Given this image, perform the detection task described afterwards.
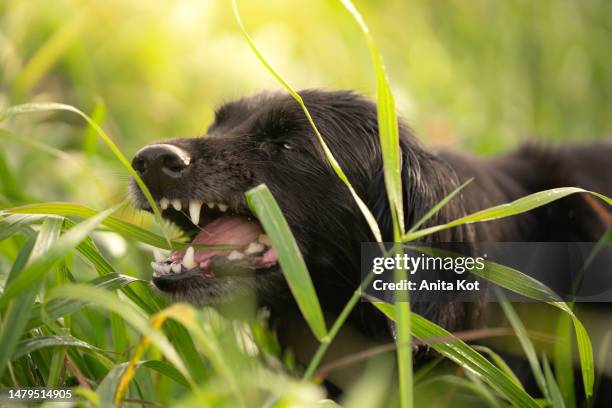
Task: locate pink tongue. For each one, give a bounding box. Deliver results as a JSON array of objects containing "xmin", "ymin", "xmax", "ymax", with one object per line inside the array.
[{"xmin": 171, "ymin": 216, "xmax": 263, "ymax": 263}]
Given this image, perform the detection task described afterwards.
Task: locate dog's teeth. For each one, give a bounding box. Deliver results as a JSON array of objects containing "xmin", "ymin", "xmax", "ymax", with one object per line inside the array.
[
  {"xmin": 150, "ymin": 261, "xmax": 157, "ymax": 269},
  {"xmin": 258, "ymin": 234, "xmax": 272, "ymax": 246},
  {"xmin": 189, "ymin": 199, "xmax": 203, "ymax": 225},
  {"xmin": 153, "ymin": 248, "xmax": 166, "ymax": 262},
  {"xmin": 207, "ymin": 203, "xmax": 214, "ymax": 209},
  {"xmin": 218, "ymin": 204, "xmax": 228, "ymax": 212},
  {"xmin": 162, "ymin": 264, "xmax": 171, "ymax": 274},
  {"xmin": 160, "ymin": 198, "xmax": 169, "ymax": 210},
  {"xmin": 227, "ymin": 250, "xmax": 244, "ymax": 261},
  {"xmin": 245, "ymin": 242, "xmax": 264, "ymax": 255},
  {"xmin": 183, "ymin": 246, "xmax": 197, "ymax": 269},
  {"xmin": 171, "ymin": 263, "xmax": 182, "ymax": 273},
  {"xmin": 171, "ymin": 199, "xmax": 182, "ymax": 211}
]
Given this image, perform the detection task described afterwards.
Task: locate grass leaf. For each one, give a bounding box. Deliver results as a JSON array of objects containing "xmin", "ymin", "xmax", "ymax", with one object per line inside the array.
[
  {"xmin": 29, "ymin": 273, "xmax": 140, "ymax": 330},
  {"xmin": 543, "ymin": 355, "xmax": 566, "ymax": 408},
  {"xmin": 0, "ymin": 217, "xmax": 63, "ymax": 378},
  {"xmin": 554, "ymin": 314, "xmax": 575, "ymax": 407},
  {"xmin": 232, "ymin": 0, "xmax": 382, "ymax": 243},
  {"xmin": 403, "ymin": 188, "xmax": 611, "ymax": 242},
  {"xmin": 47, "ymin": 284, "xmax": 193, "ymax": 384},
  {"xmin": 498, "ymin": 293, "xmax": 549, "ymax": 399},
  {"xmin": 0, "ymin": 204, "xmax": 121, "ymax": 308},
  {"xmin": 246, "ymin": 184, "xmax": 327, "ymax": 341},
  {"xmin": 0, "ymin": 102, "xmax": 170, "ymax": 247},
  {"xmin": 339, "ymin": 0, "xmax": 404, "ymax": 238},
  {"xmin": 13, "ymin": 336, "xmax": 104, "ymax": 360},
  {"xmin": 3, "ymin": 202, "xmax": 234, "ymax": 251},
  {"xmin": 374, "ymin": 302, "xmax": 540, "ymax": 408}
]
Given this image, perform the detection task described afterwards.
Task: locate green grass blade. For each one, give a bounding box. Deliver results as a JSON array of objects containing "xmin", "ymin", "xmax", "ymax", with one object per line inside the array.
[
  {"xmin": 28, "ymin": 273, "xmax": 141, "ymax": 330},
  {"xmin": 13, "ymin": 336, "xmax": 104, "ymax": 360},
  {"xmin": 374, "ymin": 302, "xmax": 540, "ymax": 408},
  {"xmin": 0, "ymin": 102, "xmax": 170, "ymax": 247},
  {"xmin": 0, "ymin": 204, "xmax": 121, "ymax": 308},
  {"xmin": 232, "ymin": 0, "xmax": 381, "ymax": 243},
  {"xmin": 417, "ymin": 374, "xmax": 504, "ymax": 408},
  {"xmin": 408, "ymin": 178, "xmax": 473, "ymax": 233},
  {"xmin": 0, "ymin": 214, "xmax": 45, "ymax": 242},
  {"xmin": 543, "ymin": 355, "xmax": 566, "ymax": 408},
  {"xmin": 473, "ymin": 346, "xmax": 524, "ymax": 390},
  {"xmin": 0, "ymin": 217, "xmax": 62, "ymax": 379},
  {"xmin": 465, "ymin": 372, "xmax": 506, "ymax": 408},
  {"xmin": 469, "ymin": 254, "xmax": 593, "ymax": 397},
  {"xmin": 394, "ymin": 300, "xmax": 413, "ymax": 408},
  {"xmin": 565, "ymin": 315, "xmax": 594, "ymax": 398},
  {"xmin": 3, "ymin": 202, "xmax": 233, "ymax": 250},
  {"xmin": 246, "ymin": 184, "xmax": 327, "ymax": 341},
  {"xmin": 403, "ymin": 188, "xmax": 611, "ymax": 242},
  {"xmin": 110, "ymin": 312, "xmax": 128, "ymax": 355},
  {"xmin": 46, "ymin": 348, "xmax": 65, "ymax": 387},
  {"xmin": 498, "ymin": 294, "xmax": 549, "ymax": 399},
  {"xmin": 0, "ymin": 149, "xmax": 24, "ymax": 201},
  {"xmin": 339, "ymin": 0, "xmax": 404, "ymax": 238},
  {"xmin": 337, "ymin": 3, "xmax": 412, "ymax": 404},
  {"xmin": 554, "ymin": 314, "xmax": 575, "ymax": 407},
  {"xmin": 140, "ymin": 360, "xmax": 190, "ymax": 388},
  {"xmin": 415, "ymin": 246, "xmax": 594, "ymax": 397},
  {"xmin": 47, "ymin": 284, "xmax": 193, "ymax": 384}
]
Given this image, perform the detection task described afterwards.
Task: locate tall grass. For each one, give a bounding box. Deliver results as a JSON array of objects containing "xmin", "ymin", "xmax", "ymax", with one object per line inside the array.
[{"xmin": 0, "ymin": 1, "xmax": 611, "ymax": 407}]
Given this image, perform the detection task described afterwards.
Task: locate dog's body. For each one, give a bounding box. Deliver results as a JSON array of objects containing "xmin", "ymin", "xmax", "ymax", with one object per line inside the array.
[{"xmin": 131, "ymin": 89, "xmax": 611, "ymax": 399}]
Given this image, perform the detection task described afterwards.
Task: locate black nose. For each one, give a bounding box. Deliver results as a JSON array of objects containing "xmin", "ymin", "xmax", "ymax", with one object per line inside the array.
[{"xmin": 132, "ymin": 144, "xmax": 191, "ymax": 179}]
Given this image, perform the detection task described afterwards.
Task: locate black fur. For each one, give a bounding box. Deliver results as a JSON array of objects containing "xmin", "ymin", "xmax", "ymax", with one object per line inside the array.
[{"xmin": 131, "ymin": 89, "xmax": 611, "ymax": 399}]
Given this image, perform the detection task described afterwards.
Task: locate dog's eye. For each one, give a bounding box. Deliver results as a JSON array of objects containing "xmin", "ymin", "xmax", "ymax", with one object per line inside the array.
[{"xmin": 282, "ymin": 143, "xmax": 294, "ymax": 151}]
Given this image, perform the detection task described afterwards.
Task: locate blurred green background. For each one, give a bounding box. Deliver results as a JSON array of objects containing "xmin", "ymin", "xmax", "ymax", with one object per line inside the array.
[
  {"xmin": 1, "ymin": 0, "xmax": 611, "ymax": 211},
  {"xmin": 0, "ymin": 1, "xmax": 610, "ymax": 405}
]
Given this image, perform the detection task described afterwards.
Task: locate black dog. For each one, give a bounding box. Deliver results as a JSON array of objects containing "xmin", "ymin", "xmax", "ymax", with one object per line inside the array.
[{"xmin": 130, "ymin": 89, "xmax": 611, "ymax": 392}]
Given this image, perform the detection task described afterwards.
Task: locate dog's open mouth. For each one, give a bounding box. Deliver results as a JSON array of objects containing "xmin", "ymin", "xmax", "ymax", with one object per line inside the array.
[{"xmin": 147, "ymin": 198, "xmax": 278, "ymax": 284}]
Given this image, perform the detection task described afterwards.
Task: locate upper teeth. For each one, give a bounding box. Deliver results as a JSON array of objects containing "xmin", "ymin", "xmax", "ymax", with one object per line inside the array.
[
  {"xmin": 158, "ymin": 198, "xmax": 230, "ymax": 220},
  {"xmin": 189, "ymin": 199, "xmax": 203, "ymax": 225},
  {"xmin": 153, "ymin": 248, "xmax": 167, "ymax": 262},
  {"xmin": 183, "ymin": 246, "xmax": 197, "ymax": 269}
]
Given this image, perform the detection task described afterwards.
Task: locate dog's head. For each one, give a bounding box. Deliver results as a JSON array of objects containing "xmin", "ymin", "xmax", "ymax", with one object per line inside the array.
[{"xmin": 130, "ymin": 89, "xmax": 459, "ymax": 310}]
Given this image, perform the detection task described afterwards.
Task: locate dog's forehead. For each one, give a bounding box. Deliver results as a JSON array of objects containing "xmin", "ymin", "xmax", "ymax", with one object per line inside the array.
[{"xmin": 210, "ymin": 92, "xmax": 306, "ymax": 135}]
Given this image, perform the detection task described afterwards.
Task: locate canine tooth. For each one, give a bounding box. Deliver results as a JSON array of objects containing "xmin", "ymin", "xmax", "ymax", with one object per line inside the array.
[
  {"xmin": 227, "ymin": 250, "xmax": 244, "ymax": 261},
  {"xmin": 171, "ymin": 263, "xmax": 182, "ymax": 273},
  {"xmin": 171, "ymin": 199, "xmax": 182, "ymax": 211},
  {"xmin": 150, "ymin": 261, "xmax": 157, "ymax": 269},
  {"xmin": 162, "ymin": 264, "xmax": 171, "ymax": 274},
  {"xmin": 258, "ymin": 234, "xmax": 272, "ymax": 246},
  {"xmin": 207, "ymin": 203, "xmax": 214, "ymax": 209},
  {"xmin": 218, "ymin": 204, "xmax": 228, "ymax": 212},
  {"xmin": 153, "ymin": 248, "xmax": 166, "ymax": 262},
  {"xmin": 189, "ymin": 199, "xmax": 203, "ymax": 225},
  {"xmin": 245, "ymin": 242, "xmax": 264, "ymax": 255},
  {"xmin": 160, "ymin": 198, "xmax": 169, "ymax": 210},
  {"xmin": 183, "ymin": 246, "xmax": 197, "ymax": 269}
]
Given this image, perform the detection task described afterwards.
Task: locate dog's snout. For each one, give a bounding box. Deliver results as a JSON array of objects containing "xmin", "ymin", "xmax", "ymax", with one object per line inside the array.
[{"xmin": 132, "ymin": 144, "xmax": 191, "ymax": 179}]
